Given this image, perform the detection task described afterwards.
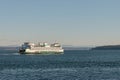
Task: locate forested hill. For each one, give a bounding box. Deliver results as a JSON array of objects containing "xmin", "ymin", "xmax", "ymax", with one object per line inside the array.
[{"xmin": 92, "ymin": 45, "xmax": 120, "ymax": 50}]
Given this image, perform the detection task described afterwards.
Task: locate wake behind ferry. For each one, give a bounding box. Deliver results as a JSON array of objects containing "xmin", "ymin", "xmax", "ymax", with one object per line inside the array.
[{"xmin": 19, "ymin": 42, "xmax": 64, "ymax": 54}]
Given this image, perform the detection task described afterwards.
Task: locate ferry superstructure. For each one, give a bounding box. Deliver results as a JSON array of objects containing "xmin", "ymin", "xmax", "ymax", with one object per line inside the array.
[{"xmin": 19, "ymin": 42, "xmax": 64, "ymax": 54}]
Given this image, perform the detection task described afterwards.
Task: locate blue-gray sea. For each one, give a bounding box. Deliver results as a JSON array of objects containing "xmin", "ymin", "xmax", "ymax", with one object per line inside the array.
[{"xmin": 1, "ymin": 50, "xmax": 120, "ymax": 80}]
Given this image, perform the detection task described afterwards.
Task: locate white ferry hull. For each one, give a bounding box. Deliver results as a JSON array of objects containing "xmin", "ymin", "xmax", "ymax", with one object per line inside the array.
[{"xmin": 19, "ymin": 49, "xmax": 64, "ymax": 54}]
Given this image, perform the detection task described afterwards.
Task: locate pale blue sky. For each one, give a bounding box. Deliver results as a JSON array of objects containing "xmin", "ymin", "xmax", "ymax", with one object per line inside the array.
[{"xmin": 0, "ymin": 0, "xmax": 120, "ymax": 46}]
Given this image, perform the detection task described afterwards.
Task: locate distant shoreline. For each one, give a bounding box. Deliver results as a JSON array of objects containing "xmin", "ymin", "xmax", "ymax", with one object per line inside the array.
[
  {"xmin": 1, "ymin": 45, "xmax": 120, "ymax": 51},
  {"xmin": 0, "ymin": 46, "xmax": 91, "ymax": 51},
  {"xmin": 0, "ymin": 46, "xmax": 19, "ymax": 51},
  {"xmin": 91, "ymin": 45, "xmax": 120, "ymax": 50}
]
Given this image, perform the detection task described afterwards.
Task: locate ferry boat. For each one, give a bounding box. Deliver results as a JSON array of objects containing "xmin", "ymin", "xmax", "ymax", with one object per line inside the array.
[{"xmin": 19, "ymin": 42, "xmax": 64, "ymax": 54}]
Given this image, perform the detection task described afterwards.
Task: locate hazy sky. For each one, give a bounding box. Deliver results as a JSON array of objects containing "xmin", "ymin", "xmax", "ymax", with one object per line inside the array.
[{"xmin": 0, "ymin": 0, "xmax": 120, "ymax": 46}]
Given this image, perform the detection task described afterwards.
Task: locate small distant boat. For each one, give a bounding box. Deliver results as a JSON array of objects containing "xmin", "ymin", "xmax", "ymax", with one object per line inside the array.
[{"xmin": 19, "ymin": 42, "xmax": 64, "ymax": 54}]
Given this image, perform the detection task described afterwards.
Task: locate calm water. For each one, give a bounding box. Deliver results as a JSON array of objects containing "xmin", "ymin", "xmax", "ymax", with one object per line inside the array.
[{"xmin": 1, "ymin": 50, "xmax": 120, "ymax": 80}]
